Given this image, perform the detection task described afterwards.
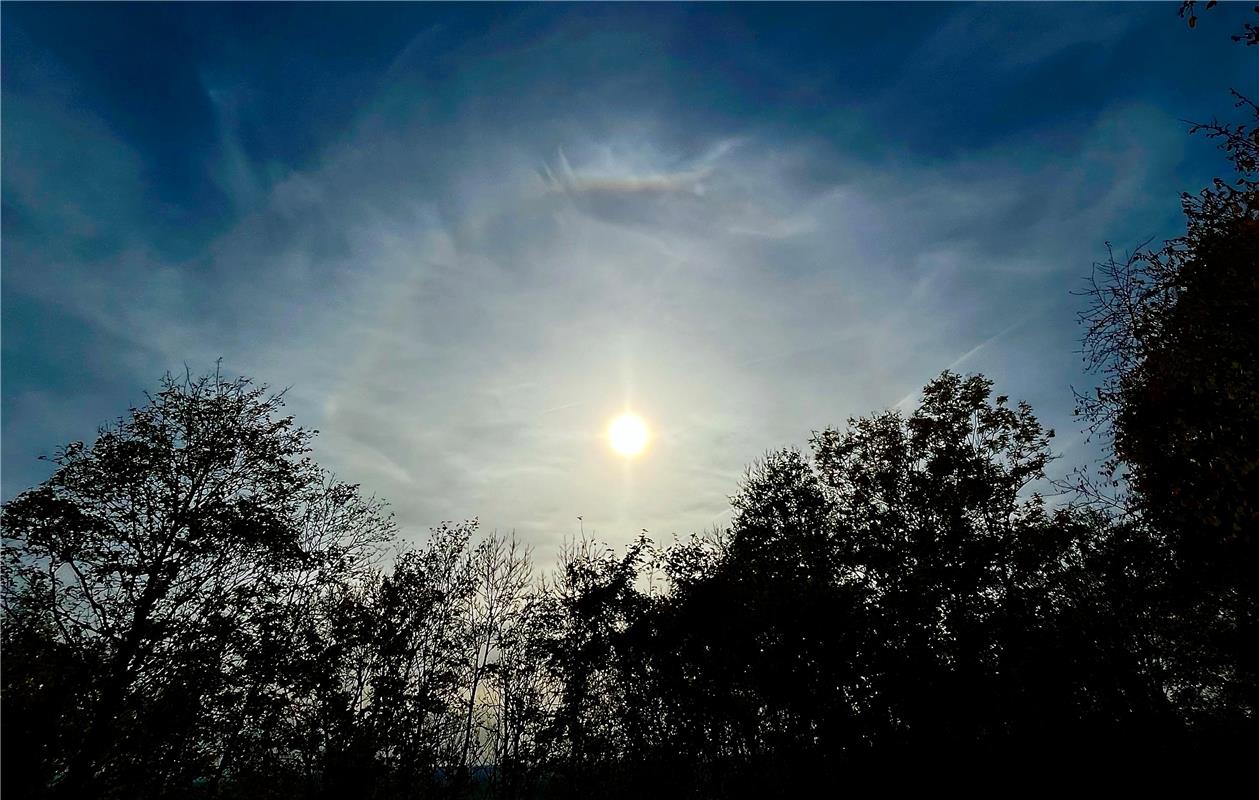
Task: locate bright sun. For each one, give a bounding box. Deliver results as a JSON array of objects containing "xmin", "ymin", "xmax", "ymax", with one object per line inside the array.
[{"xmin": 608, "ymin": 412, "xmax": 649, "ymax": 457}]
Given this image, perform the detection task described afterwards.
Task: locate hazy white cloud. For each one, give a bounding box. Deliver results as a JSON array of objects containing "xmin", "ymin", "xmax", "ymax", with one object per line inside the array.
[
  {"xmin": 54, "ymin": 102, "xmax": 1166, "ymax": 564},
  {"xmin": 2, "ymin": 7, "xmax": 1205, "ymax": 565}
]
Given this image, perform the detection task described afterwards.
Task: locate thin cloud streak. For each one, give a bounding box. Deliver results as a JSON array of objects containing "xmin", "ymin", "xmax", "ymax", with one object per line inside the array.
[{"xmin": 5, "ymin": 3, "xmax": 1233, "ymax": 566}]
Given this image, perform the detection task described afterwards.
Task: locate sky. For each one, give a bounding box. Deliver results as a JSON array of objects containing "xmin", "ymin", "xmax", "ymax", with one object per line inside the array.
[{"xmin": 3, "ymin": 2, "xmax": 1255, "ymax": 561}]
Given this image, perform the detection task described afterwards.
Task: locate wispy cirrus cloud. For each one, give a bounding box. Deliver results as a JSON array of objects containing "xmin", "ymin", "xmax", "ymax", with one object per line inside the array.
[{"xmin": 3, "ymin": 3, "xmax": 1245, "ymax": 562}]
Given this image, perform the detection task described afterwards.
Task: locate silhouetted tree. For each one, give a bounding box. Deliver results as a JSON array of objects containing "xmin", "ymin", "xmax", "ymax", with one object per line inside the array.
[
  {"xmin": 614, "ymin": 372, "xmax": 1175, "ymax": 793},
  {"xmin": 1078, "ymin": 91, "xmax": 1259, "ymax": 740},
  {"xmin": 3, "ymin": 358, "xmax": 1247, "ymax": 797},
  {"xmin": 526, "ymin": 534, "xmax": 652, "ymax": 797},
  {"xmin": 1180, "ymin": 1, "xmax": 1259, "ymax": 45},
  {"xmin": 2, "ymin": 370, "xmax": 394, "ymax": 799}
]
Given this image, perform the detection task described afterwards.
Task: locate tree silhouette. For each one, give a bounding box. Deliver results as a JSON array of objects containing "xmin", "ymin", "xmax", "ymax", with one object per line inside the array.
[
  {"xmin": 1077, "ymin": 92, "xmax": 1259, "ymax": 747},
  {"xmin": 623, "ymin": 372, "xmax": 1180, "ymax": 790},
  {"xmin": 2, "ymin": 370, "xmax": 394, "ymax": 798},
  {"xmin": 2, "ymin": 358, "xmax": 1250, "ymax": 797}
]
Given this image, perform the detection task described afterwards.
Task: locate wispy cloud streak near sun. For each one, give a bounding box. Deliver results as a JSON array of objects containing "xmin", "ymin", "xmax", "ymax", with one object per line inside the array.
[{"xmin": 3, "ymin": 3, "xmax": 1249, "ymax": 561}]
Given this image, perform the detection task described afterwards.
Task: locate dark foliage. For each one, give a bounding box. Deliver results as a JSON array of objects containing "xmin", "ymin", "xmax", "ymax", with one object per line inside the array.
[
  {"xmin": 1077, "ymin": 91, "xmax": 1259, "ymax": 743},
  {"xmin": 5, "ymin": 356, "xmax": 1251, "ymax": 796}
]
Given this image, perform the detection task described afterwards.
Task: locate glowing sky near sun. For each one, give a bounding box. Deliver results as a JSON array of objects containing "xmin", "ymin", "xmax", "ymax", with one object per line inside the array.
[{"xmin": 2, "ymin": 3, "xmax": 1251, "ymax": 563}]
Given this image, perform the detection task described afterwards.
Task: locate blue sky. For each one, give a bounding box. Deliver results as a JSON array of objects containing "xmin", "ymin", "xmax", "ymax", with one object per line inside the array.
[{"xmin": 3, "ymin": 2, "xmax": 1254, "ymax": 558}]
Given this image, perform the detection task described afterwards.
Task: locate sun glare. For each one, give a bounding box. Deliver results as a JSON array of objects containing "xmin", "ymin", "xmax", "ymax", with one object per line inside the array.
[{"xmin": 608, "ymin": 412, "xmax": 649, "ymax": 457}]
